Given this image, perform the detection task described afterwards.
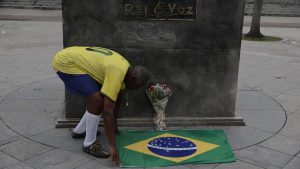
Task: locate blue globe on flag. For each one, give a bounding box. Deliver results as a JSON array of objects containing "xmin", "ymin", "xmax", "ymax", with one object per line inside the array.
[{"xmin": 147, "ymin": 137, "xmax": 197, "ymax": 158}]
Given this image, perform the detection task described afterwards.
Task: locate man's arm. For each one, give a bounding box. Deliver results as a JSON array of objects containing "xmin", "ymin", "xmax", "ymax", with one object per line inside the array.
[
  {"xmin": 102, "ymin": 96, "xmax": 120, "ymax": 164},
  {"xmin": 113, "ymin": 92, "xmax": 123, "ymax": 134}
]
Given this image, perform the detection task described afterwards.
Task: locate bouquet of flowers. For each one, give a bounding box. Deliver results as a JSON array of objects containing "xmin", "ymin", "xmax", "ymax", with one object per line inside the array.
[{"xmin": 146, "ymin": 82, "xmax": 172, "ymax": 131}]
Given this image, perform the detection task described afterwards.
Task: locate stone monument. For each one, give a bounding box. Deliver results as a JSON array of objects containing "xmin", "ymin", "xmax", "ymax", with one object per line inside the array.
[{"xmin": 56, "ymin": 0, "xmax": 245, "ymax": 128}]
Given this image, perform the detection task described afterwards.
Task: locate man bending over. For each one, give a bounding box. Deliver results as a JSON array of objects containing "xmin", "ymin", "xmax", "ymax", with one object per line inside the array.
[{"xmin": 52, "ymin": 46, "xmax": 150, "ymax": 164}]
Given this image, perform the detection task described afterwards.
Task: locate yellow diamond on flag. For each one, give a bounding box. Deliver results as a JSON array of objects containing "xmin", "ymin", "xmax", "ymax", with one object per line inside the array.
[{"xmin": 125, "ymin": 133, "xmax": 219, "ymax": 163}]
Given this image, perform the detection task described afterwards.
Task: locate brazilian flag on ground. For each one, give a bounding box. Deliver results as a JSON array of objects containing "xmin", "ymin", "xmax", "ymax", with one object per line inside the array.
[{"xmin": 116, "ymin": 130, "xmax": 235, "ymax": 168}]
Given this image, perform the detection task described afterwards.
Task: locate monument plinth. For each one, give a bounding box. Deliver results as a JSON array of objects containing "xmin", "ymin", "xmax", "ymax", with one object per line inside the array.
[{"xmin": 56, "ymin": 0, "xmax": 245, "ymax": 128}]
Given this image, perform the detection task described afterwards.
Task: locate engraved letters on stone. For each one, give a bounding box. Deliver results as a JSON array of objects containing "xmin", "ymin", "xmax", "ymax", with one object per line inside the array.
[{"xmin": 121, "ymin": 0, "xmax": 197, "ymax": 21}]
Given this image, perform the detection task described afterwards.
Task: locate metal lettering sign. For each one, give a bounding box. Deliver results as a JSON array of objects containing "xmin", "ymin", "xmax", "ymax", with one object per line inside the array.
[{"xmin": 121, "ymin": 0, "xmax": 197, "ymax": 21}]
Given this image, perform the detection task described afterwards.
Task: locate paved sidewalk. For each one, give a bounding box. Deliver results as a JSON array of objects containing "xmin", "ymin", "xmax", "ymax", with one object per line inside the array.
[{"xmin": 0, "ymin": 9, "xmax": 300, "ymax": 169}]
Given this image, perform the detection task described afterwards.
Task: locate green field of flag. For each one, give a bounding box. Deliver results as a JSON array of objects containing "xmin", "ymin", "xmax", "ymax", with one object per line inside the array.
[{"xmin": 116, "ymin": 130, "xmax": 236, "ymax": 168}]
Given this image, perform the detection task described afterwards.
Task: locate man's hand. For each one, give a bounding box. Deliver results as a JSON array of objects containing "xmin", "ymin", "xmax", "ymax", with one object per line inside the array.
[
  {"xmin": 114, "ymin": 92, "xmax": 122, "ymax": 135},
  {"xmin": 109, "ymin": 145, "xmax": 120, "ymax": 165},
  {"xmin": 102, "ymin": 96, "xmax": 121, "ymax": 165}
]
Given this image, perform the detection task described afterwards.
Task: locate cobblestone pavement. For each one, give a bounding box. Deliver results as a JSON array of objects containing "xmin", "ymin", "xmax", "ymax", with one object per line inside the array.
[{"xmin": 0, "ymin": 9, "xmax": 300, "ymax": 169}]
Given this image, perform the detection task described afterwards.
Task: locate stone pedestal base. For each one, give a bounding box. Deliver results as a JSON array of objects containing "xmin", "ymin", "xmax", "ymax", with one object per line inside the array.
[{"xmin": 55, "ymin": 115, "xmax": 245, "ymax": 128}]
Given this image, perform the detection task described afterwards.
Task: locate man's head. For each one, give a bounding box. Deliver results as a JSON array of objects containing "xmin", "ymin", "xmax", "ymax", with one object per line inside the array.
[{"xmin": 125, "ymin": 66, "xmax": 150, "ymax": 90}]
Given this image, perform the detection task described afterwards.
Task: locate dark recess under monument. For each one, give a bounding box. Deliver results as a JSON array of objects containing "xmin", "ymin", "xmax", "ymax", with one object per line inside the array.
[{"xmin": 56, "ymin": 0, "xmax": 245, "ymax": 128}]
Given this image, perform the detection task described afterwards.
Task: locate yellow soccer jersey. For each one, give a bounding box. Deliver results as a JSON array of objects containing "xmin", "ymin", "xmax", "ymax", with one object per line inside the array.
[{"xmin": 52, "ymin": 46, "xmax": 130, "ymax": 102}]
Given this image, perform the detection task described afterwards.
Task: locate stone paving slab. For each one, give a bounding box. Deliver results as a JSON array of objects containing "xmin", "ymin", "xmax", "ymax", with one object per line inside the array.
[
  {"xmin": 256, "ymin": 80, "xmax": 296, "ymax": 98},
  {"xmin": 30, "ymin": 127, "xmax": 109, "ymax": 155},
  {"xmin": 29, "ymin": 128, "xmax": 85, "ymax": 151},
  {"xmin": 284, "ymin": 87, "xmax": 300, "ymax": 97},
  {"xmin": 0, "ymin": 98, "xmax": 64, "ymax": 136},
  {"xmin": 0, "ymin": 99, "xmax": 64, "ymax": 114},
  {"xmin": 294, "ymin": 108, "xmax": 300, "ymax": 115},
  {"xmin": 75, "ymin": 160, "xmax": 131, "ymax": 169},
  {"xmin": 239, "ymin": 51, "xmax": 272, "ymax": 67},
  {"xmin": 0, "ymin": 151, "xmax": 19, "ymax": 168},
  {"xmin": 269, "ymin": 60, "xmax": 300, "ymax": 74},
  {"xmin": 0, "ymin": 110, "xmax": 56, "ymax": 137},
  {"xmin": 0, "ymin": 62, "xmax": 56, "ymax": 87},
  {"xmin": 275, "ymin": 94, "xmax": 300, "ymax": 114},
  {"xmin": 238, "ymin": 74, "xmax": 274, "ymax": 89},
  {"xmin": 185, "ymin": 163, "xmax": 218, "ymax": 169},
  {"xmin": 238, "ymin": 109, "xmax": 286, "ymax": 133},
  {"xmin": 24, "ymin": 149, "xmax": 92, "ymax": 169},
  {"xmin": 215, "ymin": 160, "xmax": 264, "ymax": 169},
  {"xmin": 235, "ymin": 90, "xmax": 282, "ymax": 110},
  {"xmin": 236, "ymin": 145, "xmax": 293, "ymax": 169},
  {"xmin": 285, "ymin": 71, "xmax": 300, "ymax": 85},
  {"xmin": 259, "ymin": 134, "xmax": 300, "ymax": 156},
  {"xmin": 28, "ymin": 77, "xmax": 64, "ymax": 90},
  {"xmin": 249, "ymin": 57, "xmax": 289, "ymax": 72},
  {"xmin": 283, "ymin": 157, "xmax": 300, "ymax": 169},
  {"xmin": 260, "ymin": 68, "xmax": 296, "ymax": 82},
  {"xmin": 94, "ymin": 158, "xmax": 124, "ymax": 169},
  {"xmin": 279, "ymin": 112, "xmax": 300, "ymax": 141},
  {"xmin": 4, "ymin": 77, "xmax": 64, "ymax": 101},
  {"xmin": 5, "ymin": 86, "xmax": 64, "ymax": 100},
  {"xmin": 220, "ymin": 126, "xmax": 273, "ymax": 150},
  {"xmin": 0, "ymin": 121, "xmax": 21, "ymax": 146},
  {"xmin": 0, "ymin": 138, "xmax": 53, "ymax": 161},
  {"xmin": 3, "ymin": 163, "xmax": 34, "ymax": 169},
  {"xmin": 148, "ymin": 166, "xmax": 190, "ymax": 169},
  {"xmin": 0, "ymin": 82, "xmax": 19, "ymax": 98}
]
